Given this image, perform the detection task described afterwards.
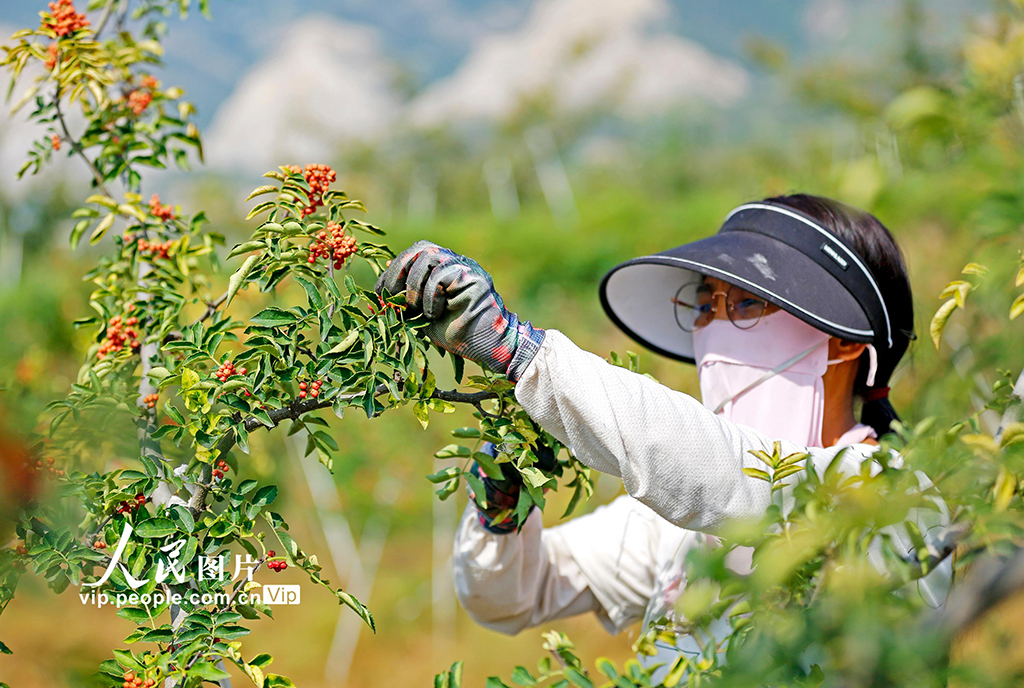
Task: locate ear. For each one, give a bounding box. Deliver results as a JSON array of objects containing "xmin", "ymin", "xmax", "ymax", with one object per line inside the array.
[{"xmin": 828, "ymin": 338, "xmax": 867, "ymax": 363}]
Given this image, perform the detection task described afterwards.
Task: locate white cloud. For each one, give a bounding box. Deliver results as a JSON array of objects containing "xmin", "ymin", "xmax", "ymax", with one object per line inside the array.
[
  {"xmin": 409, "ymin": 0, "xmax": 749, "ymax": 126},
  {"xmin": 802, "ymin": 0, "xmax": 851, "ymax": 42},
  {"xmin": 203, "ymin": 15, "xmax": 403, "ymax": 174}
]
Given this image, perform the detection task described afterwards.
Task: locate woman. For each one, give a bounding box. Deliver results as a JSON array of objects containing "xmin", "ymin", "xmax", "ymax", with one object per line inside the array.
[{"xmin": 375, "ymin": 194, "xmax": 950, "ymax": 652}]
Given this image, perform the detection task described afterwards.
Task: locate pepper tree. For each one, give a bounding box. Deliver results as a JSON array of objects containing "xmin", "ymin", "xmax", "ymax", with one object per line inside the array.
[{"xmin": 0, "ymin": 2, "xmax": 592, "ymax": 686}]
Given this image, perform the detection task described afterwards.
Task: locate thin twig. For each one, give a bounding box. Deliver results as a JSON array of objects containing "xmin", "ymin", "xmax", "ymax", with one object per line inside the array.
[
  {"xmin": 185, "ymin": 385, "xmax": 501, "ymax": 516},
  {"xmin": 93, "ymin": 0, "xmax": 118, "ymax": 38},
  {"xmin": 54, "ymin": 93, "xmax": 110, "ymax": 195},
  {"xmin": 84, "ymin": 512, "xmax": 115, "ymax": 547},
  {"xmin": 194, "ymin": 291, "xmax": 228, "ymax": 325},
  {"xmin": 925, "ymin": 546, "xmax": 1024, "ymax": 642}
]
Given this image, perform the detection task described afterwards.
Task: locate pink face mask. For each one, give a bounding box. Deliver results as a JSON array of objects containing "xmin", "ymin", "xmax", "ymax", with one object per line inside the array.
[{"xmin": 692, "ymin": 310, "xmax": 836, "ymax": 448}]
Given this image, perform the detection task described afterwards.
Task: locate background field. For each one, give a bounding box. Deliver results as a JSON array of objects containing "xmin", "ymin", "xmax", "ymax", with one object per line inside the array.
[{"xmin": 2, "ymin": 1, "xmax": 1022, "ymax": 686}]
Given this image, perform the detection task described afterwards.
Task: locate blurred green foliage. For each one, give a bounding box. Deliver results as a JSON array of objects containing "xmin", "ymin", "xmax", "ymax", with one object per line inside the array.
[{"xmin": 5, "ymin": 0, "xmax": 1024, "ymax": 686}]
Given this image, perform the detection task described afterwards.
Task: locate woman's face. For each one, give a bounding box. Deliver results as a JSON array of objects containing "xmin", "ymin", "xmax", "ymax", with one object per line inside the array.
[{"xmin": 692, "ymin": 276, "xmax": 779, "ymax": 330}]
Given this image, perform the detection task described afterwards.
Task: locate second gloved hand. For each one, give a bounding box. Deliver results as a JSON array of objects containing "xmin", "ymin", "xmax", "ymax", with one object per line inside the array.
[{"xmin": 375, "ymin": 241, "xmax": 545, "ymax": 381}]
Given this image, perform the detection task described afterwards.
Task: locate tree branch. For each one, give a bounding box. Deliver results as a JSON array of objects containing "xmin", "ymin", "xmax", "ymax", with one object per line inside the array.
[
  {"xmin": 193, "ymin": 291, "xmax": 227, "ymax": 326},
  {"xmin": 54, "ymin": 94, "xmax": 110, "ymax": 195},
  {"xmin": 926, "ymin": 545, "xmax": 1024, "ymax": 643},
  {"xmin": 185, "ymin": 385, "xmax": 501, "ymax": 516},
  {"xmin": 93, "ymin": 0, "xmax": 118, "ymax": 38}
]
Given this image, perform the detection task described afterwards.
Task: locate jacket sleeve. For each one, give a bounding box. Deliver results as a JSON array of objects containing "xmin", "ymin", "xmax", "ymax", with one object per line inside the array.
[
  {"xmin": 513, "ymin": 330, "xmax": 952, "ymax": 605},
  {"xmin": 514, "ymin": 330, "xmax": 782, "ymax": 532},
  {"xmin": 452, "ymin": 495, "xmax": 662, "ymax": 635}
]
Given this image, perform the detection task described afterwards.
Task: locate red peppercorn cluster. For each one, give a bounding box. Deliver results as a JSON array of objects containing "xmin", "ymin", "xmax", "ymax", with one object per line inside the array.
[
  {"xmin": 127, "ymin": 90, "xmax": 152, "ymax": 116},
  {"xmin": 148, "ymin": 194, "xmax": 174, "ymax": 221},
  {"xmin": 268, "ymin": 554, "xmax": 287, "ymax": 572},
  {"xmin": 135, "ymin": 237, "xmax": 173, "ymax": 259},
  {"xmin": 94, "ymin": 540, "xmax": 107, "ymax": 550},
  {"xmin": 44, "ymin": 43, "xmax": 59, "ymax": 70},
  {"xmin": 308, "ymin": 221, "xmax": 357, "ymax": 269},
  {"xmin": 283, "ymin": 164, "xmax": 336, "ymax": 217},
  {"xmin": 143, "ymin": 393, "xmax": 158, "ymax": 409},
  {"xmin": 116, "ymin": 493, "xmax": 147, "ymax": 515},
  {"xmin": 14, "ymin": 544, "xmax": 27, "ymax": 556},
  {"xmin": 98, "ymin": 315, "xmax": 141, "ymax": 359},
  {"xmin": 212, "ymin": 458, "xmax": 230, "ymax": 480},
  {"xmin": 140, "ymin": 74, "xmax": 159, "ymax": 89},
  {"xmin": 214, "ymin": 360, "xmax": 246, "ymax": 382},
  {"xmin": 45, "ymin": 0, "xmax": 90, "ymax": 37},
  {"xmin": 298, "ymin": 379, "xmax": 323, "ymax": 399},
  {"xmin": 51, "ymin": 133, "xmax": 61, "ymax": 150},
  {"xmin": 121, "ymin": 672, "xmax": 154, "ymax": 688},
  {"xmin": 28, "ymin": 456, "xmax": 65, "ymax": 479}
]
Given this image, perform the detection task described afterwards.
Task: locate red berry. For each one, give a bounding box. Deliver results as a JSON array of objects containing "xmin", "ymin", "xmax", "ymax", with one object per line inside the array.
[
  {"xmin": 298, "ymin": 391, "xmax": 306, "ymax": 398},
  {"xmin": 268, "ymin": 550, "xmax": 276, "ymax": 557},
  {"xmin": 299, "ymin": 382, "xmax": 307, "ymax": 390}
]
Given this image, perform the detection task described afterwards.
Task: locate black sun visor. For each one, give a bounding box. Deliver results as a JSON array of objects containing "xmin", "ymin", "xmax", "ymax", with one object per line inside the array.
[{"xmin": 598, "ymin": 203, "xmax": 893, "ymax": 364}]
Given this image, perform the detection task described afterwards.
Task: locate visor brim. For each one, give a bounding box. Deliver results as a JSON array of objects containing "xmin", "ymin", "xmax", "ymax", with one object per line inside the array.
[{"xmin": 599, "ymin": 231, "xmax": 875, "ymax": 363}]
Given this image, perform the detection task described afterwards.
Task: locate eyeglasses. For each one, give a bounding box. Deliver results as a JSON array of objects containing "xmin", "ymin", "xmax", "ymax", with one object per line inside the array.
[{"xmin": 672, "ymin": 281, "xmax": 770, "ymax": 332}]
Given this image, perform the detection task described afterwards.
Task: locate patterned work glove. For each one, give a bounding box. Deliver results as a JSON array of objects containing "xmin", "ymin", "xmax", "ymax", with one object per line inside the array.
[
  {"xmin": 375, "ymin": 241, "xmax": 545, "ymax": 381},
  {"xmin": 467, "ymin": 441, "xmax": 559, "ymax": 534}
]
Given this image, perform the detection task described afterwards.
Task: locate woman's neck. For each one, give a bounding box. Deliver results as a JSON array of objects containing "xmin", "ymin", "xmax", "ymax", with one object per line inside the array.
[{"xmin": 821, "ymin": 358, "xmax": 875, "ymax": 447}]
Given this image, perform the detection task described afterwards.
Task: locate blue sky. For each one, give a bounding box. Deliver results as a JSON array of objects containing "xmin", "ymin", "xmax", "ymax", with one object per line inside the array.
[{"xmin": 0, "ymin": 0, "xmax": 825, "ymax": 126}]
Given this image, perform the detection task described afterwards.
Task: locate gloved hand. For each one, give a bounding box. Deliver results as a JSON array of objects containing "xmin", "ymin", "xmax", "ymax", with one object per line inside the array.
[
  {"xmin": 375, "ymin": 241, "xmax": 545, "ymax": 381},
  {"xmin": 468, "ymin": 441, "xmax": 559, "ymax": 534}
]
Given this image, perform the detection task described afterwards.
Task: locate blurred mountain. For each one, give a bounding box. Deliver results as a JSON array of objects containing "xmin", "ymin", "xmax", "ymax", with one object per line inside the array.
[
  {"xmin": 203, "ymin": 0, "xmax": 752, "ymax": 171},
  {"xmin": 204, "ymin": 16, "xmax": 403, "ymax": 173},
  {"xmin": 409, "ymin": 0, "xmax": 749, "ymax": 127}
]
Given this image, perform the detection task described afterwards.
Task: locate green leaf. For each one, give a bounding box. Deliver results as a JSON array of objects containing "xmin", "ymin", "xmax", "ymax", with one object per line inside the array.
[
  {"xmin": 1011, "ymin": 293, "xmax": 1024, "ymax": 321},
  {"xmin": 0, "ymin": 640, "xmax": 11, "ymax": 655},
  {"xmin": 427, "ymin": 467, "xmax": 461, "ymax": 484},
  {"xmin": 436, "ymin": 479, "xmax": 460, "ymax": 501},
  {"xmin": 146, "ymin": 366, "xmax": 172, "ymax": 382},
  {"xmin": 413, "ymin": 400, "xmax": 429, "ymax": 429},
  {"xmin": 192, "ymin": 662, "xmax": 231, "ymax": 680},
  {"xmin": 452, "ymin": 354, "xmax": 465, "ymax": 384},
  {"xmin": 245, "ymin": 184, "xmax": 278, "ymax": 201},
  {"xmin": 434, "ymin": 444, "xmax": 471, "ymax": 459},
  {"xmin": 252, "ymin": 485, "xmax": 278, "ymax": 507},
  {"xmin": 250, "ymin": 307, "xmax": 298, "ymax": 328},
  {"xmin": 171, "ymin": 504, "xmax": 195, "ymax": 533},
  {"xmin": 930, "ymin": 298, "xmax": 958, "ymax": 349},
  {"xmin": 472, "ymin": 451, "xmax": 505, "ymax": 481},
  {"xmin": 113, "ymin": 649, "xmax": 144, "ymax": 671},
  {"xmin": 293, "ymin": 275, "xmax": 324, "ymax": 310},
  {"xmin": 486, "ymin": 679, "xmax": 512, "ymax": 688},
  {"xmin": 246, "ymin": 200, "xmax": 276, "ymax": 220},
  {"xmin": 464, "ymin": 473, "xmax": 489, "ymax": 508},
  {"xmin": 209, "ymin": 521, "xmax": 236, "ymax": 538},
  {"xmin": 511, "ymin": 666, "xmax": 537, "ymax": 686},
  {"xmin": 564, "ymin": 668, "xmax": 593, "ymax": 688},
  {"xmin": 227, "ymin": 254, "xmax": 259, "ymax": 307},
  {"xmin": 228, "ymin": 240, "xmax": 266, "ymax": 259},
  {"xmin": 519, "ymin": 466, "xmax": 550, "ymax": 488},
  {"xmin": 135, "ymin": 518, "xmax": 177, "ymax": 538},
  {"xmin": 741, "ymin": 467, "xmax": 772, "ymax": 482},
  {"xmin": 89, "ymin": 213, "xmax": 115, "ymax": 244},
  {"xmin": 327, "ymin": 329, "xmax": 361, "ymax": 355},
  {"xmin": 336, "ymin": 589, "xmax": 376, "ymax": 632}
]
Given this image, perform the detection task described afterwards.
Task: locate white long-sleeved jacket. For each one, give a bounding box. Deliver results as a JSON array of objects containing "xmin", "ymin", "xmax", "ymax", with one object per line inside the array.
[{"xmin": 453, "ymin": 330, "xmax": 951, "ymax": 641}]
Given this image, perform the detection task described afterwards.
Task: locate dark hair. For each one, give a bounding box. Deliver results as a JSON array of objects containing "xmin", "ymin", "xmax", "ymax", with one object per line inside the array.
[{"xmin": 763, "ymin": 193, "xmax": 914, "ymax": 439}]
